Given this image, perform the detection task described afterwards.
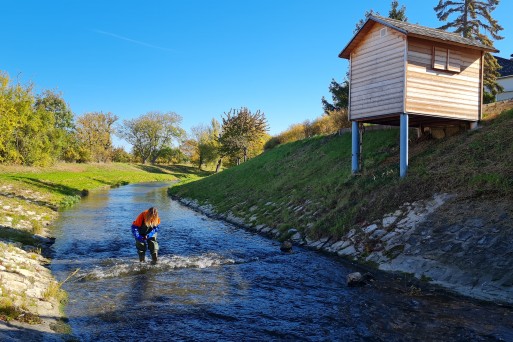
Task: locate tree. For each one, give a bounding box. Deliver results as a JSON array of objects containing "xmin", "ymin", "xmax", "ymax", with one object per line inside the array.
[
  {"xmin": 76, "ymin": 112, "xmax": 118, "ymax": 163},
  {"xmin": 34, "ymin": 90, "xmax": 75, "ymax": 161},
  {"xmin": 218, "ymin": 107, "xmax": 269, "ymax": 168},
  {"xmin": 155, "ymin": 146, "xmax": 184, "ymax": 164},
  {"xmin": 119, "ymin": 111, "xmax": 185, "ymax": 164},
  {"xmin": 179, "ymin": 139, "xmax": 197, "ymax": 164},
  {"xmin": 321, "ymin": 78, "xmax": 349, "ymax": 114},
  {"xmin": 112, "ymin": 147, "xmax": 132, "ymax": 163},
  {"xmin": 0, "ymin": 73, "xmax": 59, "ymax": 166},
  {"xmin": 191, "ymin": 118, "xmax": 221, "ymax": 170},
  {"xmin": 434, "ymin": 0, "xmax": 504, "ymax": 98},
  {"xmin": 354, "ymin": 9, "xmax": 379, "ymax": 33},
  {"xmin": 389, "ymin": 1, "xmax": 407, "ymax": 21}
]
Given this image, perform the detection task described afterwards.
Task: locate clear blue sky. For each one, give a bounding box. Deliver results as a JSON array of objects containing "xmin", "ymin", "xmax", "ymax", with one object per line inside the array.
[{"xmin": 3, "ymin": 0, "xmax": 512, "ymax": 148}]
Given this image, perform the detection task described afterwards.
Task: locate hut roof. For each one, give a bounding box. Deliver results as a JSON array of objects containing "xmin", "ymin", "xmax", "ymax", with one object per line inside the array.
[{"xmin": 339, "ymin": 15, "xmax": 498, "ymax": 59}]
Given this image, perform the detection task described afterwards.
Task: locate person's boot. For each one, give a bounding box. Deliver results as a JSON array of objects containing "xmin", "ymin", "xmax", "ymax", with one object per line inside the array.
[
  {"xmin": 151, "ymin": 253, "xmax": 158, "ymax": 265},
  {"xmin": 138, "ymin": 253, "xmax": 145, "ymax": 262}
]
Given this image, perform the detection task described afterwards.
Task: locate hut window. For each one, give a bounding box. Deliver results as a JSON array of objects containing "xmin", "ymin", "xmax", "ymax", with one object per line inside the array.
[
  {"xmin": 380, "ymin": 27, "xmax": 387, "ymax": 37},
  {"xmin": 432, "ymin": 47, "xmax": 461, "ymax": 72}
]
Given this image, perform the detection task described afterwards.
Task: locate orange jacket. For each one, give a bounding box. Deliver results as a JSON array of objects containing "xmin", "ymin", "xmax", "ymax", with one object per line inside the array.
[{"xmin": 132, "ymin": 210, "xmax": 161, "ymax": 240}]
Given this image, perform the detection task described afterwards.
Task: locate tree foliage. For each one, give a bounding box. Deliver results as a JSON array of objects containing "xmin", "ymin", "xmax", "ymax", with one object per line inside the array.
[
  {"xmin": 389, "ymin": 0, "xmax": 408, "ymax": 21},
  {"xmin": 76, "ymin": 112, "xmax": 118, "ymax": 163},
  {"xmin": 191, "ymin": 118, "xmax": 221, "ymax": 170},
  {"xmin": 322, "ymin": 79, "xmax": 349, "ymax": 114},
  {"xmin": 35, "ymin": 90, "xmax": 75, "ymax": 160},
  {"xmin": 0, "ymin": 73, "xmax": 63, "ymax": 166},
  {"xmin": 434, "ymin": 0, "xmax": 504, "ymax": 97},
  {"xmin": 219, "ymin": 107, "xmax": 269, "ymax": 165},
  {"xmin": 119, "ymin": 111, "xmax": 185, "ymax": 164}
]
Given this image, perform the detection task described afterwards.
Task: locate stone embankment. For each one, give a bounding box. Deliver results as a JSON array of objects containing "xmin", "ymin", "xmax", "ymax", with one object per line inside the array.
[
  {"xmin": 0, "ymin": 184, "xmax": 68, "ymax": 341},
  {"xmin": 174, "ymin": 193, "xmax": 513, "ymax": 305}
]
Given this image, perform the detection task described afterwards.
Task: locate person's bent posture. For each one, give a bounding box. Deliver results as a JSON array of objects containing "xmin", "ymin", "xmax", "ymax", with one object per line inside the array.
[{"xmin": 132, "ymin": 207, "xmax": 161, "ymax": 265}]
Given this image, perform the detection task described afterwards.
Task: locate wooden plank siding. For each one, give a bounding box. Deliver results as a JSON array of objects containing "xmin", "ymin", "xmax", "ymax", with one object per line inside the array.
[
  {"xmin": 405, "ymin": 37, "xmax": 482, "ymax": 120},
  {"xmin": 349, "ymin": 23, "xmax": 406, "ymax": 120}
]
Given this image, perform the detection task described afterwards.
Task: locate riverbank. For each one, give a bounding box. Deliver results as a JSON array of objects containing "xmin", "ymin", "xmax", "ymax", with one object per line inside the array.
[
  {"xmin": 172, "ymin": 193, "xmax": 513, "ymax": 305},
  {"xmin": 0, "ymin": 163, "xmax": 204, "ymax": 340},
  {"xmin": 169, "ymin": 103, "xmax": 513, "ymax": 306}
]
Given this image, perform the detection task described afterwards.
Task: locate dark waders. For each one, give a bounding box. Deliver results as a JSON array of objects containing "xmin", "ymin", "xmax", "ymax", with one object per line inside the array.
[{"xmin": 135, "ymin": 225, "xmax": 159, "ymax": 264}]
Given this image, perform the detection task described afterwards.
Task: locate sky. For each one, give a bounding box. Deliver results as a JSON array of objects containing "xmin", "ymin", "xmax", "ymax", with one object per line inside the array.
[{"xmin": 3, "ymin": 0, "xmax": 513, "ymax": 149}]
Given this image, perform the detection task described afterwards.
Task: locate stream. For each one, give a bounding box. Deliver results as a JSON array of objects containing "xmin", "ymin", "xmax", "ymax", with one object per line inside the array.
[{"xmin": 50, "ymin": 182, "xmax": 513, "ymax": 341}]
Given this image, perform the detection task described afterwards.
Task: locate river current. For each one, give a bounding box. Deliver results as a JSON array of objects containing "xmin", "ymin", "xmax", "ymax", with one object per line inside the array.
[{"xmin": 50, "ymin": 183, "xmax": 513, "ymax": 341}]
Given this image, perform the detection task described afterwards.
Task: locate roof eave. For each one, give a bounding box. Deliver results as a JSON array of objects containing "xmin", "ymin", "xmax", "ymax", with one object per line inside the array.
[
  {"xmin": 407, "ymin": 33, "xmax": 499, "ymax": 53},
  {"xmin": 339, "ymin": 15, "xmax": 407, "ymax": 59}
]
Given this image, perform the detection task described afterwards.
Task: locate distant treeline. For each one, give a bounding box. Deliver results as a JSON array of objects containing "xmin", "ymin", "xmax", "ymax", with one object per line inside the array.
[{"xmin": 0, "ymin": 71, "xmax": 186, "ymax": 166}]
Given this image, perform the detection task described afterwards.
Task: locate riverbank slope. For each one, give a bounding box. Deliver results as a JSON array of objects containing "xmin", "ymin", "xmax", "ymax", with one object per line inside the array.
[
  {"xmin": 0, "ymin": 163, "xmax": 205, "ymax": 340},
  {"xmin": 169, "ymin": 101, "xmax": 513, "ymax": 305}
]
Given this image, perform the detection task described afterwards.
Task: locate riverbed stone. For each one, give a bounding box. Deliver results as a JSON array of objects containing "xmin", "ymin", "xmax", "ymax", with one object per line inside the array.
[
  {"xmin": 337, "ymin": 245, "xmax": 357, "ymax": 257},
  {"xmin": 382, "ymin": 215, "xmax": 397, "ymax": 228},
  {"xmin": 363, "ymin": 224, "xmax": 378, "ymax": 234},
  {"xmin": 370, "ymin": 229, "xmax": 387, "ymax": 240},
  {"xmin": 290, "ymin": 232, "xmax": 302, "ymax": 243}
]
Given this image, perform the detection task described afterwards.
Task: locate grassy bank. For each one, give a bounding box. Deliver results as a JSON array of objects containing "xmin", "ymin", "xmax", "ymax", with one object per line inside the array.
[
  {"xmin": 169, "ymin": 106, "xmax": 513, "ymax": 240},
  {"xmin": 0, "ymin": 163, "xmax": 208, "ymax": 210}
]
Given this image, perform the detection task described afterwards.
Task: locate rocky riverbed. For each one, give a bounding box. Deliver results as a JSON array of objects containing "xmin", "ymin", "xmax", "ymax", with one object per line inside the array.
[{"xmin": 174, "ymin": 193, "xmax": 513, "ymax": 305}]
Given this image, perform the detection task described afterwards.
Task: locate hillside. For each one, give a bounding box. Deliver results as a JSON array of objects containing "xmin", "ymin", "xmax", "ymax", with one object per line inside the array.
[
  {"xmin": 171, "ymin": 106, "xmax": 513, "ymax": 238},
  {"xmin": 169, "ymin": 103, "xmax": 513, "ymax": 303}
]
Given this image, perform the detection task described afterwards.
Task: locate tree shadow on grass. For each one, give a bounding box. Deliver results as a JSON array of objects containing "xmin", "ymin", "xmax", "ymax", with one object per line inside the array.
[
  {"xmin": 0, "ymin": 191, "xmax": 58, "ymax": 211},
  {"xmin": 88, "ymin": 177, "xmax": 129, "ymax": 188},
  {"xmin": 134, "ymin": 164, "xmax": 213, "ymax": 180},
  {"xmin": 8, "ymin": 176, "xmax": 83, "ymax": 198},
  {"xmin": 134, "ymin": 164, "xmax": 169, "ymax": 174}
]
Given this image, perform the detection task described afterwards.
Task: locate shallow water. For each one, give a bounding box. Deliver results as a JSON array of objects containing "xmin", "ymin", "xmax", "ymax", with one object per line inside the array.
[{"xmin": 50, "ymin": 183, "xmax": 513, "ymax": 341}]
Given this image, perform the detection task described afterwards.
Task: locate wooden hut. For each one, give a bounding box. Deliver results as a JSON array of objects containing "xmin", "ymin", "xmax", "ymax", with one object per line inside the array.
[{"xmin": 339, "ymin": 15, "xmax": 498, "ymax": 177}]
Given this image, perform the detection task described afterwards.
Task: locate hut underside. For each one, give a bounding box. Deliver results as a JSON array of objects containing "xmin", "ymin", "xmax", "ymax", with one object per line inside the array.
[{"xmin": 353, "ymin": 113, "xmax": 475, "ymax": 128}]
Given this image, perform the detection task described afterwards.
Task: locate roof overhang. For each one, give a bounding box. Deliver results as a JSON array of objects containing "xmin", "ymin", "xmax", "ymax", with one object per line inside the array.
[{"xmin": 339, "ymin": 16, "xmax": 498, "ymax": 60}]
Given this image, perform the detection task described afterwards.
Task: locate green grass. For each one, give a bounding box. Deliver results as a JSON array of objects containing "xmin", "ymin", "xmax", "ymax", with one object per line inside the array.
[
  {"xmin": 0, "ymin": 163, "xmax": 209, "ymax": 209},
  {"xmin": 170, "ymin": 108, "xmax": 513, "ymax": 239}
]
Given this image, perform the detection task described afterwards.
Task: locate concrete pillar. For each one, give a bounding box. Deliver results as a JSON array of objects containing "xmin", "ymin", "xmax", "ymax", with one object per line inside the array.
[
  {"xmin": 351, "ymin": 121, "xmax": 360, "ymax": 174},
  {"xmin": 400, "ymin": 114, "xmax": 409, "ymax": 178},
  {"xmin": 469, "ymin": 121, "xmax": 479, "ymax": 130}
]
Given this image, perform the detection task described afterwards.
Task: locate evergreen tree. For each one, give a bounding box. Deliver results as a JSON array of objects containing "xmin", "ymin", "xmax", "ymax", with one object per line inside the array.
[
  {"xmin": 389, "ymin": 1, "xmax": 407, "ymax": 21},
  {"xmin": 434, "ymin": 0, "xmax": 504, "ymax": 98},
  {"xmin": 321, "ymin": 78, "xmax": 349, "ymax": 114}
]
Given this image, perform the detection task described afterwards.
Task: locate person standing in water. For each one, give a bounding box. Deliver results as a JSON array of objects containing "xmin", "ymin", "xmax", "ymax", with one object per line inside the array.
[{"xmin": 131, "ymin": 207, "xmax": 161, "ymax": 264}]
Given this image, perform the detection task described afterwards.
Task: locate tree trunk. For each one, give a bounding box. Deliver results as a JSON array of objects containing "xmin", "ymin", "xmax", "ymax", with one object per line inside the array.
[
  {"xmin": 215, "ymin": 158, "xmax": 222, "ymax": 173},
  {"xmin": 243, "ymin": 146, "xmax": 247, "ymax": 163}
]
